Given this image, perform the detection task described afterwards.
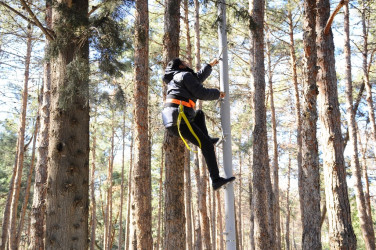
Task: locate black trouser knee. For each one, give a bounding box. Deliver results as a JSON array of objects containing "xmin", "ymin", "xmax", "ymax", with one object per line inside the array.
[{"xmin": 166, "ymin": 112, "xmax": 219, "ymax": 181}]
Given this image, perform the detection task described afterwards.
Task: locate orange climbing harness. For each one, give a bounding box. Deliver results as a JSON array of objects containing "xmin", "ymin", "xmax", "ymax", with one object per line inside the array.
[{"xmin": 166, "ymin": 98, "xmax": 196, "ymax": 109}]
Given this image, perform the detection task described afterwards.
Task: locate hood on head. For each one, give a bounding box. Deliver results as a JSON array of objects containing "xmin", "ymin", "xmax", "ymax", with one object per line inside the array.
[
  {"xmin": 162, "ymin": 58, "xmax": 197, "ymax": 84},
  {"xmin": 163, "ymin": 58, "xmax": 182, "ymax": 84}
]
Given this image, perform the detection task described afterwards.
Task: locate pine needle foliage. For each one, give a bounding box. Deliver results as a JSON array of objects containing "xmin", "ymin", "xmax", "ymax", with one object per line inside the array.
[{"xmin": 46, "ymin": 0, "xmax": 133, "ymax": 109}]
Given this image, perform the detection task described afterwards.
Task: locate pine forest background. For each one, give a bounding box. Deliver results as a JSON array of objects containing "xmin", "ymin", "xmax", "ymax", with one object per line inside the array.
[{"xmin": 0, "ymin": 0, "xmax": 375, "ymax": 249}]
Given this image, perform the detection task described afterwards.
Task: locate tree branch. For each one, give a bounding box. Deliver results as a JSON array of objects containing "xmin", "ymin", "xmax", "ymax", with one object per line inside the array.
[
  {"xmin": 18, "ymin": 0, "xmax": 55, "ymax": 40},
  {"xmin": 324, "ymin": 0, "xmax": 348, "ymax": 35}
]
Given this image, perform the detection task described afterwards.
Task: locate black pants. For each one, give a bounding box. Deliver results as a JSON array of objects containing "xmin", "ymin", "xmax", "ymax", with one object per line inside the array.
[{"xmin": 167, "ymin": 110, "xmax": 220, "ymax": 181}]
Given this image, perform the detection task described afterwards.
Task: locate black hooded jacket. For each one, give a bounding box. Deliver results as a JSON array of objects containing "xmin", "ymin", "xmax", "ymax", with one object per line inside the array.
[{"xmin": 162, "ymin": 63, "xmax": 220, "ymax": 127}]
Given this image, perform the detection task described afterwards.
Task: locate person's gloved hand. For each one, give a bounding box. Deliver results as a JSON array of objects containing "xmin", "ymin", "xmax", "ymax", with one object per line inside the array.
[
  {"xmin": 220, "ymin": 92, "xmax": 226, "ymax": 98},
  {"xmin": 209, "ymin": 58, "xmax": 219, "ymax": 66}
]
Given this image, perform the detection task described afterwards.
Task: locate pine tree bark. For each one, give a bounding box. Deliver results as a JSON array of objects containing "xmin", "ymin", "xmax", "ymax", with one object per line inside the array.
[
  {"xmin": 249, "ymin": 0, "xmax": 274, "ymax": 248},
  {"xmin": 344, "ymin": 3, "xmax": 375, "ymax": 249},
  {"xmin": 29, "ymin": 3, "xmax": 52, "ymax": 248},
  {"xmin": 238, "ymin": 154, "xmax": 243, "ymax": 250},
  {"xmin": 104, "ymin": 120, "xmax": 115, "ymax": 250},
  {"xmin": 90, "ymin": 108, "xmax": 97, "ymax": 250},
  {"xmin": 183, "ymin": 2, "xmax": 193, "ymax": 248},
  {"xmin": 45, "ymin": 1, "xmax": 90, "ymax": 249},
  {"xmin": 118, "ymin": 112, "xmax": 126, "ymax": 250},
  {"xmin": 125, "ymin": 129, "xmax": 134, "ymax": 250},
  {"xmin": 287, "ymin": 9, "xmax": 303, "ymax": 227},
  {"xmin": 9, "ymin": 24, "xmax": 33, "ymax": 250},
  {"xmin": 361, "ymin": 0, "xmax": 376, "ymax": 160},
  {"xmin": 300, "ymin": 0, "xmax": 322, "ymax": 248},
  {"xmin": 193, "ymin": 159, "xmax": 203, "ymax": 250},
  {"xmin": 0, "ymin": 146, "xmax": 18, "ymax": 249},
  {"xmin": 156, "ymin": 148, "xmax": 164, "ymax": 250},
  {"xmin": 16, "ymin": 107, "xmax": 40, "ymax": 247},
  {"xmin": 163, "ymin": 0, "xmax": 186, "ymax": 248},
  {"xmin": 131, "ymin": 0, "xmax": 153, "ymax": 248},
  {"xmin": 285, "ymin": 154, "xmax": 291, "ymax": 250},
  {"xmin": 266, "ymin": 32, "xmax": 280, "ymax": 250},
  {"xmin": 316, "ymin": 0, "xmax": 356, "ymax": 247}
]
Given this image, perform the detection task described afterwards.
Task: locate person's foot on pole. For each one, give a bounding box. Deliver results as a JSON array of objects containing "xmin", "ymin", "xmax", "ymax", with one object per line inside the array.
[
  {"xmin": 212, "ymin": 176, "xmax": 235, "ymax": 191},
  {"xmin": 210, "ymin": 137, "xmax": 220, "ymax": 145}
]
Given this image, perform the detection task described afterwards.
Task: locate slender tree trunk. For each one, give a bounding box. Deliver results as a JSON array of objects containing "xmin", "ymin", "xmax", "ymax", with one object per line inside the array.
[
  {"xmin": 344, "ymin": 3, "xmax": 375, "ymax": 249},
  {"xmin": 1, "ymin": 146, "xmax": 18, "ymax": 250},
  {"xmin": 118, "ymin": 112, "xmax": 126, "ymax": 250},
  {"xmin": 238, "ymin": 154, "xmax": 243, "ymax": 250},
  {"xmin": 316, "ymin": 0, "xmax": 356, "ymax": 247},
  {"xmin": 183, "ymin": 2, "xmax": 193, "ymax": 248},
  {"xmin": 211, "ymin": 188, "xmax": 216, "ymax": 250},
  {"xmin": 29, "ymin": 3, "xmax": 51, "ymax": 248},
  {"xmin": 193, "ymin": 159, "xmax": 202, "ymax": 250},
  {"xmin": 156, "ymin": 148, "xmax": 164, "ymax": 250},
  {"xmin": 105, "ymin": 118, "xmax": 115, "ymax": 250},
  {"xmin": 287, "ymin": 8, "xmax": 303, "ymax": 225},
  {"xmin": 184, "ymin": 148, "xmax": 193, "ymax": 250},
  {"xmin": 45, "ymin": 0, "xmax": 90, "ymax": 248},
  {"xmin": 249, "ymin": 156, "xmax": 255, "ymax": 250},
  {"xmin": 90, "ymin": 107, "xmax": 97, "ymax": 250},
  {"xmin": 163, "ymin": 0, "xmax": 186, "ymax": 248},
  {"xmin": 194, "ymin": 0, "xmax": 200, "ymax": 71},
  {"xmin": 361, "ymin": 0, "xmax": 376, "ymax": 160},
  {"xmin": 125, "ymin": 129, "xmax": 134, "ymax": 250},
  {"xmin": 249, "ymin": 0, "xmax": 273, "ymax": 248},
  {"xmin": 266, "ymin": 31, "xmax": 280, "ymax": 250},
  {"xmin": 300, "ymin": 0, "xmax": 322, "ymax": 248},
  {"xmin": 285, "ymin": 154, "xmax": 291, "ymax": 250},
  {"xmin": 16, "ymin": 109, "xmax": 40, "ymax": 247},
  {"xmin": 216, "ymin": 191, "xmax": 224, "ymax": 250},
  {"xmin": 9, "ymin": 24, "xmax": 33, "ymax": 250},
  {"xmin": 358, "ymin": 129, "xmax": 374, "ymax": 240},
  {"xmin": 131, "ymin": 0, "xmax": 153, "ymax": 248}
]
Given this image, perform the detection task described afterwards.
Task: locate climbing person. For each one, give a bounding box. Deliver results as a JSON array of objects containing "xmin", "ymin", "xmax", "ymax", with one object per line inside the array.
[{"xmin": 162, "ymin": 57, "xmax": 235, "ymax": 190}]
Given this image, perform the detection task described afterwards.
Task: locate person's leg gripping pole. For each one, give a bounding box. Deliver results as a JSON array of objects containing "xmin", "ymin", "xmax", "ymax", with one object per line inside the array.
[{"xmin": 177, "ymin": 102, "xmax": 202, "ymax": 152}]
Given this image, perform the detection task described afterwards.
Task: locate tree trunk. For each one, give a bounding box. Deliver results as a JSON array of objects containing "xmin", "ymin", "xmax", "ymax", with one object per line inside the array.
[
  {"xmin": 183, "ymin": 2, "xmax": 193, "ymax": 248},
  {"xmin": 358, "ymin": 128, "xmax": 375, "ymax": 243},
  {"xmin": 266, "ymin": 31, "xmax": 280, "ymax": 250},
  {"xmin": 45, "ymin": 0, "xmax": 90, "ymax": 249},
  {"xmin": 184, "ymin": 148, "xmax": 193, "ymax": 250},
  {"xmin": 156, "ymin": 148, "xmax": 164, "ymax": 250},
  {"xmin": 105, "ymin": 117, "xmax": 115, "ymax": 250},
  {"xmin": 9, "ymin": 24, "xmax": 33, "ymax": 250},
  {"xmin": 316, "ymin": 0, "xmax": 356, "ymax": 247},
  {"xmin": 125, "ymin": 129, "xmax": 134, "ymax": 250},
  {"xmin": 131, "ymin": 0, "xmax": 153, "ymax": 248},
  {"xmin": 361, "ymin": 0, "xmax": 376, "ymax": 160},
  {"xmin": 287, "ymin": 8, "xmax": 303, "ymax": 227},
  {"xmin": 238, "ymin": 153, "xmax": 243, "ymax": 250},
  {"xmin": 249, "ymin": 170, "xmax": 255, "ymax": 250},
  {"xmin": 1, "ymin": 146, "xmax": 18, "ymax": 250},
  {"xmin": 344, "ymin": 3, "xmax": 375, "ymax": 249},
  {"xmin": 29, "ymin": 3, "xmax": 52, "ymax": 248},
  {"xmin": 300, "ymin": 0, "xmax": 322, "ymax": 248},
  {"xmin": 193, "ymin": 158, "xmax": 202, "ymax": 250},
  {"xmin": 249, "ymin": 0, "xmax": 273, "ymax": 248},
  {"xmin": 118, "ymin": 112, "xmax": 126, "ymax": 250},
  {"xmin": 163, "ymin": 0, "xmax": 186, "ymax": 248},
  {"xmin": 285, "ymin": 154, "xmax": 291, "ymax": 250},
  {"xmin": 90, "ymin": 107, "xmax": 97, "ymax": 250},
  {"xmin": 211, "ymin": 186, "xmax": 216, "ymax": 250},
  {"xmin": 216, "ymin": 191, "xmax": 224, "ymax": 250},
  {"xmin": 16, "ymin": 108, "xmax": 40, "ymax": 247}
]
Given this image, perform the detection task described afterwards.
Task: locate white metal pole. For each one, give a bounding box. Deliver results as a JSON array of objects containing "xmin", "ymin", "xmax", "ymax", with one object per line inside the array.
[{"xmin": 217, "ymin": 0, "xmax": 237, "ymax": 249}]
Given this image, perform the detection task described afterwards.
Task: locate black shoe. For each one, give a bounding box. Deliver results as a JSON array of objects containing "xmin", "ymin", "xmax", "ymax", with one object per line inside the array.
[
  {"xmin": 210, "ymin": 137, "xmax": 219, "ymax": 145},
  {"xmin": 212, "ymin": 176, "xmax": 235, "ymax": 191}
]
